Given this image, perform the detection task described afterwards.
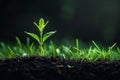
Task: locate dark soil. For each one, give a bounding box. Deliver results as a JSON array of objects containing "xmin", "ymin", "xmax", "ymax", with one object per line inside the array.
[{"xmin": 0, "ymin": 57, "xmax": 120, "ymax": 80}]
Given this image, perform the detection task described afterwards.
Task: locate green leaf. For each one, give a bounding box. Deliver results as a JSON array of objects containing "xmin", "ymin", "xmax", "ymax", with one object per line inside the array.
[
  {"xmin": 44, "ymin": 21, "xmax": 49, "ymax": 27},
  {"xmin": 33, "ymin": 22, "xmax": 40, "ymax": 30},
  {"xmin": 39, "ymin": 18, "xmax": 46, "ymax": 32},
  {"xmin": 39, "ymin": 18, "xmax": 44, "ymax": 26},
  {"xmin": 33, "ymin": 22, "xmax": 39, "ymax": 27},
  {"xmin": 43, "ymin": 31, "xmax": 56, "ymax": 42},
  {"xmin": 25, "ymin": 31, "xmax": 40, "ymax": 44}
]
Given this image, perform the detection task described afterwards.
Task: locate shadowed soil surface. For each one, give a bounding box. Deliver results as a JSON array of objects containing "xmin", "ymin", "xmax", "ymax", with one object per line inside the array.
[{"xmin": 0, "ymin": 57, "xmax": 120, "ymax": 80}]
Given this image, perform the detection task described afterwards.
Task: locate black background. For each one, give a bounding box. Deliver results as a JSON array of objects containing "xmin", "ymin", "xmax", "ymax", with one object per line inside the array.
[{"xmin": 0, "ymin": 0, "xmax": 120, "ymax": 45}]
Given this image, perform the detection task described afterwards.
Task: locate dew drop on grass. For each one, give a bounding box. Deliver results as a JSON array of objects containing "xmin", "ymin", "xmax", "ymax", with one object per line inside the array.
[
  {"xmin": 23, "ymin": 53, "xmax": 27, "ymax": 57},
  {"xmin": 56, "ymin": 48, "xmax": 60, "ymax": 54}
]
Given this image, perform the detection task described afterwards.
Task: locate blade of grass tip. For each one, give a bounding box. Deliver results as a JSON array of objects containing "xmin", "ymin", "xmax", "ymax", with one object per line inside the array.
[
  {"xmin": 16, "ymin": 37, "xmax": 22, "ymax": 48},
  {"xmin": 108, "ymin": 43, "xmax": 117, "ymax": 61},
  {"xmin": 76, "ymin": 38, "xmax": 79, "ymax": 54},
  {"xmin": 108, "ymin": 43, "xmax": 117, "ymax": 52},
  {"xmin": 110, "ymin": 43, "xmax": 117, "ymax": 49},
  {"xmin": 92, "ymin": 40, "xmax": 101, "ymax": 51}
]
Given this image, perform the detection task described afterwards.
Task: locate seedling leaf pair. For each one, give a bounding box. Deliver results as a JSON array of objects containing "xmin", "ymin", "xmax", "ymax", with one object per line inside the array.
[{"xmin": 33, "ymin": 18, "xmax": 48, "ymax": 32}]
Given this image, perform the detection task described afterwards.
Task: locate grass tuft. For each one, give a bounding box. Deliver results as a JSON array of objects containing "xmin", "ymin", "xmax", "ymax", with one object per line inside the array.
[{"xmin": 0, "ymin": 18, "xmax": 120, "ymax": 62}]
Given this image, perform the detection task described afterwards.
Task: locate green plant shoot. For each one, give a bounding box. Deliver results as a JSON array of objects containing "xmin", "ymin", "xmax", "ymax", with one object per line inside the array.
[{"xmin": 25, "ymin": 18, "xmax": 56, "ymax": 56}]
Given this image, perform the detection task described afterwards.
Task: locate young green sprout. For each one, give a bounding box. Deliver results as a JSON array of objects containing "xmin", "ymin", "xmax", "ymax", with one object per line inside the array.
[{"xmin": 25, "ymin": 18, "xmax": 56, "ymax": 56}]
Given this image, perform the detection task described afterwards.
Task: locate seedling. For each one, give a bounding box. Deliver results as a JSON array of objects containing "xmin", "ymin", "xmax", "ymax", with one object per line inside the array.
[{"xmin": 25, "ymin": 18, "xmax": 56, "ymax": 56}]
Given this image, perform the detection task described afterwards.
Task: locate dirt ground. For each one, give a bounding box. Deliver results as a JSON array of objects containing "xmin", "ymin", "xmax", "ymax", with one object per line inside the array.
[{"xmin": 0, "ymin": 56, "xmax": 120, "ymax": 80}]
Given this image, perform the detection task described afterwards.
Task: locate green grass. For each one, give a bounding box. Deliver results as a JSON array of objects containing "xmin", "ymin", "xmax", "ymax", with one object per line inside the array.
[
  {"xmin": 0, "ymin": 38, "xmax": 120, "ymax": 62},
  {"xmin": 0, "ymin": 18, "xmax": 120, "ymax": 62}
]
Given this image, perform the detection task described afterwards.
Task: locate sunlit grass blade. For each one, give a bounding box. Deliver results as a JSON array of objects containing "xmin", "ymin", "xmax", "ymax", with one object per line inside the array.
[
  {"xmin": 108, "ymin": 43, "xmax": 117, "ymax": 51},
  {"xmin": 92, "ymin": 40, "xmax": 101, "ymax": 51}
]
